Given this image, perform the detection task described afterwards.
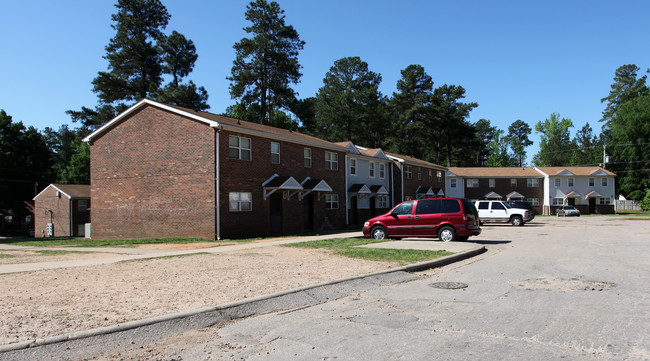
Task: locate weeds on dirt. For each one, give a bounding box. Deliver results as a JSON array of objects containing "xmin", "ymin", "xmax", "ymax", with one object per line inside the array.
[{"xmin": 285, "ymin": 238, "xmax": 453, "ymax": 265}]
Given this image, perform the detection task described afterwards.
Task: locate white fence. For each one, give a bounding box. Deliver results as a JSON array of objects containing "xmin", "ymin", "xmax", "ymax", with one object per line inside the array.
[{"xmin": 616, "ymin": 200, "xmax": 642, "ymax": 211}]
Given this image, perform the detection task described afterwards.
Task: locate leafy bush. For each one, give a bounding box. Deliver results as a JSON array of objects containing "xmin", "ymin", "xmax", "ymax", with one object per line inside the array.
[
  {"xmin": 640, "ymin": 189, "xmax": 650, "ymax": 211},
  {"xmin": 627, "ymin": 190, "xmax": 645, "ymax": 200}
]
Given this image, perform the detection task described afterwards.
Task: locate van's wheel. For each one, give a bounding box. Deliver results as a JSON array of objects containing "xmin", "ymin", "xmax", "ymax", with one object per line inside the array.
[
  {"xmin": 371, "ymin": 226, "xmax": 387, "ymax": 240},
  {"xmin": 511, "ymin": 215, "xmax": 524, "ymax": 226},
  {"xmin": 438, "ymin": 226, "xmax": 457, "ymax": 242}
]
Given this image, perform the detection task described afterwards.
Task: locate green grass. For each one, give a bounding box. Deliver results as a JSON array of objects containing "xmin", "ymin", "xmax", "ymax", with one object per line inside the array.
[
  {"xmin": 616, "ymin": 210, "xmax": 650, "ymax": 217},
  {"xmin": 0, "ymin": 253, "xmax": 15, "ymax": 259},
  {"xmin": 284, "ymin": 238, "xmax": 453, "ymax": 265},
  {"xmin": 35, "ymin": 250, "xmax": 93, "ymax": 255},
  {"xmin": 0, "ymin": 237, "xmax": 215, "ymax": 248}
]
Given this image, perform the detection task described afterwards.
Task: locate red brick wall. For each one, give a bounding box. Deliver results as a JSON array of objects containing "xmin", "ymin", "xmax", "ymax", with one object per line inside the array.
[
  {"xmin": 33, "ymin": 187, "xmax": 71, "ymax": 238},
  {"xmin": 90, "ymin": 107, "xmax": 216, "ymax": 240},
  {"xmin": 218, "ymin": 130, "xmax": 346, "ymax": 238},
  {"xmin": 392, "ymin": 162, "xmax": 446, "ymax": 203}
]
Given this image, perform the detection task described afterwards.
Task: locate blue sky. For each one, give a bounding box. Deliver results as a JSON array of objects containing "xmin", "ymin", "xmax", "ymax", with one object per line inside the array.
[{"xmin": 1, "ymin": 0, "xmax": 649, "ymax": 164}]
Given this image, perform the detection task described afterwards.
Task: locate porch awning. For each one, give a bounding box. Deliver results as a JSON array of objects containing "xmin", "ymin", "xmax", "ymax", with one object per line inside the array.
[
  {"xmin": 484, "ymin": 191, "xmax": 503, "ymax": 199},
  {"xmin": 300, "ymin": 178, "xmax": 333, "ymax": 200},
  {"xmin": 433, "ymin": 187, "xmax": 445, "ymax": 197},
  {"xmin": 506, "ymin": 191, "xmax": 525, "ymax": 200},
  {"xmin": 416, "ymin": 186, "xmax": 436, "ymax": 199},
  {"xmin": 369, "ymin": 185, "xmax": 389, "ymax": 197},
  {"xmin": 348, "ymin": 184, "xmax": 372, "ymax": 198},
  {"xmin": 262, "ymin": 175, "xmax": 303, "ymax": 200},
  {"xmin": 585, "ymin": 190, "xmax": 602, "ymax": 199},
  {"xmin": 564, "ymin": 190, "xmax": 582, "ymax": 198}
]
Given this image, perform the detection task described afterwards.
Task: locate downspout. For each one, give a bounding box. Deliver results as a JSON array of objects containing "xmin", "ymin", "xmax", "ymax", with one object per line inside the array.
[
  {"xmin": 69, "ymin": 199, "xmax": 74, "ymax": 237},
  {"xmin": 400, "ymin": 161, "xmax": 405, "ymax": 202},
  {"xmin": 390, "ymin": 162, "xmax": 394, "ymax": 207},
  {"xmin": 345, "ymin": 154, "xmax": 349, "ymax": 225},
  {"xmin": 215, "ymin": 128, "xmax": 221, "ymax": 240}
]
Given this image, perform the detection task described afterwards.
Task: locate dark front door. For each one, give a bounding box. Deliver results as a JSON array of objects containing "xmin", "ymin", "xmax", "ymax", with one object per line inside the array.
[
  {"xmin": 270, "ymin": 193, "xmax": 282, "ymax": 235},
  {"xmin": 568, "ymin": 197, "xmax": 576, "ymax": 206},
  {"xmin": 304, "ymin": 194, "xmax": 314, "ymax": 231},
  {"xmin": 370, "ymin": 196, "xmax": 377, "ymax": 217},
  {"xmin": 589, "ymin": 198, "xmax": 596, "ymax": 214},
  {"xmin": 351, "ymin": 196, "xmax": 358, "ymax": 225}
]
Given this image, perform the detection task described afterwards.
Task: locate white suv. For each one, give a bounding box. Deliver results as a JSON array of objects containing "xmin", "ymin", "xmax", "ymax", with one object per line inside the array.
[{"xmin": 474, "ymin": 200, "xmax": 534, "ymax": 226}]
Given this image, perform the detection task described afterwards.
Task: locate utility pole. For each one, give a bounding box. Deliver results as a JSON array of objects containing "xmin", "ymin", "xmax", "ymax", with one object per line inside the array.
[{"xmin": 602, "ymin": 144, "xmax": 609, "ymax": 169}]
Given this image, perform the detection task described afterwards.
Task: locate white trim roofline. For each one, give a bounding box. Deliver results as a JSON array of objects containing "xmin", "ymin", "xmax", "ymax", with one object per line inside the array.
[
  {"xmin": 33, "ymin": 184, "xmax": 71, "ymax": 201},
  {"xmin": 83, "ymin": 99, "xmax": 220, "ymax": 143}
]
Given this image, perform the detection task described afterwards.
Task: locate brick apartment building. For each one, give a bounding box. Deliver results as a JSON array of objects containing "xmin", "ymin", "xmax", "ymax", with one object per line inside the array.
[
  {"xmin": 81, "ymin": 100, "xmax": 616, "ymax": 240},
  {"xmin": 33, "ymin": 184, "xmax": 90, "ymax": 237},
  {"xmin": 446, "ymin": 166, "xmax": 616, "ymax": 215},
  {"xmin": 386, "ymin": 152, "xmax": 447, "ymax": 204},
  {"xmin": 83, "ymin": 99, "xmax": 347, "ymax": 240},
  {"xmin": 446, "ymin": 167, "xmax": 545, "ymax": 214}
]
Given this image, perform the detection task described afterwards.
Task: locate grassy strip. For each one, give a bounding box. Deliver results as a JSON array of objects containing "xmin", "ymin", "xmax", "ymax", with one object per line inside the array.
[
  {"xmin": 285, "ymin": 238, "xmax": 453, "ymax": 265},
  {"xmin": 0, "ymin": 253, "xmax": 15, "ymax": 259},
  {"xmin": 35, "ymin": 250, "xmax": 93, "ymax": 255},
  {"xmin": 1, "ymin": 237, "xmax": 214, "ymax": 248}
]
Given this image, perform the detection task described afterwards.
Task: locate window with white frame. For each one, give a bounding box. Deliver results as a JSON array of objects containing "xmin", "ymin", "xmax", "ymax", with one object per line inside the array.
[
  {"xmin": 304, "ymin": 148, "xmax": 312, "ymax": 168},
  {"xmin": 325, "ymin": 193, "xmax": 339, "ymax": 209},
  {"xmin": 270, "ymin": 142, "xmax": 280, "ymax": 164},
  {"xmin": 437, "ymin": 171, "xmax": 442, "ymax": 182},
  {"xmin": 602, "ymin": 178, "xmax": 608, "ymax": 186},
  {"xmin": 527, "ymin": 178, "xmax": 539, "ymax": 187},
  {"xmin": 568, "ymin": 178, "xmax": 574, "ymax": 187},
  {"xmin": 554, "ymin": 178, "xmax": 561, "ymax": 187},
  {"xmin": 369, "ymin": 162, "xmax": 375, "ymax": 177},
  {"xmin": 552, "ymin": 198, "xmax": 564, "ymax": 206},
  {"xmin": 418, "ymin": 167, "xmax": 422, "ymax": 180},
  {"xmin": 229, "ymin": 135, "xmax": 251, "ymax": 161},
  {"xmin": 527, "ymin": 198, "xmax": 539, "ymax": 206},
  {"xmin": 450, "ymin": 178, "xmax": 457, "ymax": 188},
  {"xmin": 376, "ymin": 195, "xmax": 388, "ymax": 208},
  {"xmin": 511, "ymin": 179, "xmax": 517, "ymax": 187},
  {"xmin": 599, "ymin": 197, "xmax": 611, "ymax": 205},
  {"xmin": 489, "ymin": 179, "xmax": 495, "ymax": 188},
  {"xmin": 325, "ymin": 151, "xmax": 338, "ymax": 170},
  {"xmin": 405, "ymin": 165, "xmax": 412, "ymax": 179},
  {"xmin": 349, "ymin": 158, "xmax": 356, "ymax": 175},
  {"xmin": 379, "ymin": 163, "xmax": 385, "ymax": 179},
  {"xmin": 229, "ymin": 192, "xmax": 252, "ymax": 212},
  {"xmin": 467, "ymin": 179, "xmax": 479, "ymax": 188},
  {"xmin": 589, "ymin": 177, "xmax": 594, "ymax": 187}
]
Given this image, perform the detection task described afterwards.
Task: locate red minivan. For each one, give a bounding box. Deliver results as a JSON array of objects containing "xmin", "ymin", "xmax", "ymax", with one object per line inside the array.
[{"xmin": 362, "ymin": 198, "xmax": 481, "ymax": 242}]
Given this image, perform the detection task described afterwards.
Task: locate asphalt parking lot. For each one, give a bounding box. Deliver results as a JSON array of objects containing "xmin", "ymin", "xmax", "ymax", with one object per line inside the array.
[{"xmin": 2, "ymin": 216, "xmax": 649, "ymax": 360}]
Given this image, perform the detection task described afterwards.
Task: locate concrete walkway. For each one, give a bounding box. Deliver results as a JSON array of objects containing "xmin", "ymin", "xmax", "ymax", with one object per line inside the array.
[{"xmin": 0, "ymin": 232, "xmax": 480, "ymax": 274}]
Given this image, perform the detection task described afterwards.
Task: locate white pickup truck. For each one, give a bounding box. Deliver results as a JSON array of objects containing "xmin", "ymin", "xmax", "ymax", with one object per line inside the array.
[{"xmin": 474, "ymin": 200, "xmax": 534, "ymax": 226}]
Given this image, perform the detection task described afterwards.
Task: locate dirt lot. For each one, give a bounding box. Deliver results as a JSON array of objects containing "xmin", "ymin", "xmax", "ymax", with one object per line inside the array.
[{"xmin": 0, "ymin": 244, "xmax": 399, "ymax": 345}]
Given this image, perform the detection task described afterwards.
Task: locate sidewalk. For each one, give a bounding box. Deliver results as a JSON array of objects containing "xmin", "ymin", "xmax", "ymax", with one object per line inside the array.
[{"xmin": 0, "ymin": 232, "xmax": 480, "ymax": 274}]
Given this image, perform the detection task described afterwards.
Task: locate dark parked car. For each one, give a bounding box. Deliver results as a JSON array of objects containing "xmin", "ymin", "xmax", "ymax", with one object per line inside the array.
[
  {"xmin": 507, "ymin": 201, "xmax": 536, "ymax": 215},
  {"xmin": 362, "ymin": 198, "xmax": 481, "ymax": 242},
  {"xmin": 556, "ymin": 205, "xmax": 581, "ymax": 217}
]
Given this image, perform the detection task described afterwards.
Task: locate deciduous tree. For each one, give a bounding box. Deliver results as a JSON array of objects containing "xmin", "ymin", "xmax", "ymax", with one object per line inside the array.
[
  {"xmin": 506, "ymin": 119, "xmax": 533, "ymax": 167},
  {"xmin": 533, "ymin": 113, "xmax": 576, "ymax": 166}
]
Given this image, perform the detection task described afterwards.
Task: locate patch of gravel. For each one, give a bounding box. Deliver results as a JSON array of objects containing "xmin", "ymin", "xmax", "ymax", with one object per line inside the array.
[{"xmin": 0, "ymin": 246, "xmax": 399, "ymax": 345}]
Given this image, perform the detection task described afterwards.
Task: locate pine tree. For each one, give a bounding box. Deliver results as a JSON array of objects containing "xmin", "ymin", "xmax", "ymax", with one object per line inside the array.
[{"xmin": 228, "ymin": 0, "xmax": 305, "ymax": 125}]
